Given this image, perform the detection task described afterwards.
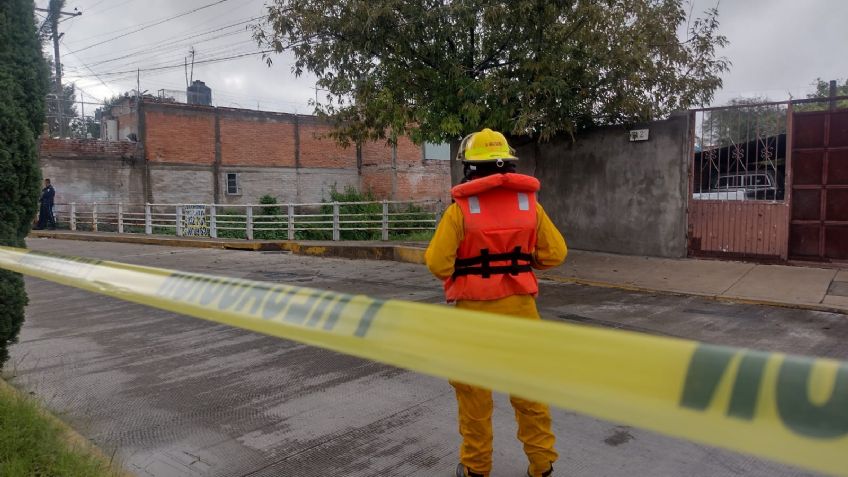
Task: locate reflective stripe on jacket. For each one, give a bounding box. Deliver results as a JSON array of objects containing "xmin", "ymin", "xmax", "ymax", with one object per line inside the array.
[{"xmin": 445, "ymin": 173, "xmax": 541, "ymax": 302}]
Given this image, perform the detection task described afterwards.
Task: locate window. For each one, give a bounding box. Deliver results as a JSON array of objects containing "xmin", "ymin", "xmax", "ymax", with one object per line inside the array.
[
  {"xmin": 225, "ymin": 173, "xmax": 240, "ymax": 195},
  {"xmin": 423, "ymin": 141, "xmax": 451, "ymax": 161}
]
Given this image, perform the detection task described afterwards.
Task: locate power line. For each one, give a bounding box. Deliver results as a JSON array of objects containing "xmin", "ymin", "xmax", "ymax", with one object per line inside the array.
[
  {"xmin": 70, "ymin": 0, "xmax": 232, "ymax": 54},
  {"xmin": 80, "ymin": 0, "xmax": 110, "ymax": 12},
  {"xmin": 87, "ymin": 21, "xmax": 257, "ymax": 68},
  {"xmin": 75, "ymin": 14, "xmax": 258, "ymax": 68},
  {"xmin": 89, "ymin": 49, "xmax": 273, "ymax": 77},
  {"xmin": 60, "ymin": 38, "xmax": 117, "ymax": 96}
]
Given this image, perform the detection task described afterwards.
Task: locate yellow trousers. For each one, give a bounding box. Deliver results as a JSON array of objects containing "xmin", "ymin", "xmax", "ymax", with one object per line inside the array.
[{"xmin": 453, "ymin": 296, "xmax": 558, "ymax": 477}]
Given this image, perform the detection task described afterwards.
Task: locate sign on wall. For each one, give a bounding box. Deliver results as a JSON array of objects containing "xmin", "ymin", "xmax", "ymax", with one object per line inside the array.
[{"xmin": 181, "ymin": 205, "xmax": 209, "ymax": 237}]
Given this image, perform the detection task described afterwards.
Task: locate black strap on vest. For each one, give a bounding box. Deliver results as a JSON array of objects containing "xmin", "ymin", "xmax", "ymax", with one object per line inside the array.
[{"xmin": 453, "ymin": 246, "xmax": 533, "ymax": 279}]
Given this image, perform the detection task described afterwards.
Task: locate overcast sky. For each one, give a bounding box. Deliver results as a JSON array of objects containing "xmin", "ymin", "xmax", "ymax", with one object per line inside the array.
[{"xmin": 39, "ymin": 0, "xmax": 848, "ymax": 116}]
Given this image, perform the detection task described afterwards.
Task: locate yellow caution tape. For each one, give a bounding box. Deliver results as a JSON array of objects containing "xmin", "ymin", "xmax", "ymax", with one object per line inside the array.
[{"xmin": 0, "ymin": 245, "xmax": 846, "ymax": 476}]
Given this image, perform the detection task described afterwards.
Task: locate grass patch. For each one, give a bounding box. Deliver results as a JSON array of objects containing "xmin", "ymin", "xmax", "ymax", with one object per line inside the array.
[{"xmin": 0, "ymin": 385, "xmax": 118, "ymax": 477}]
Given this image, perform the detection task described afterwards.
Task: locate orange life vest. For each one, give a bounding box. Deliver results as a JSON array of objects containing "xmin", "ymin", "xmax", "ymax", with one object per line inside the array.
[{"xmin": 445, "ymin": 173, "xmax": 540, "ymax": 302}]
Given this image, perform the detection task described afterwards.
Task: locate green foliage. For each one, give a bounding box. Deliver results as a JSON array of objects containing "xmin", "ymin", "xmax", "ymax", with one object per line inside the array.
[
  {"xmin": 0, "ymin": 0, "xmax": 50, "ymax": 367},
  {"xmin": 255, "ymin": 195, "xmax": 285, "ymax": 240},
  {"xmin": 216, "ymin": 209, "xmax": 247, "ymax": 239},
  {"xmin": 259, "ymin": 194, "xmax": 281, "ymax": 216},
  {"xmin": 255, "ymin": 0, "xmax": 729, "ymax": 144},
  {"xmin": 0, "ymin": 390, "xmax": 116, "ymax": 477},
  {"xmin": 701, "ymin": 96, "xmax": 787, "ymax": 148},
  {"xmin": 322, "ymin": 187, "xmax": 382, "ymax": 241},
  {"xmin": 0, "ymin": 271, "xmax": 27, "ymax": 367},
  {"xmin": 0, "ymin": 90, "xmax": 40, "ymax": 248},
  {"xmin": 796, "ymin": 78, "xmax": 848, "ymax": 112},
  {"xmin": 0, "ymin": 0, "xmax": 50, "ymax": 134}
]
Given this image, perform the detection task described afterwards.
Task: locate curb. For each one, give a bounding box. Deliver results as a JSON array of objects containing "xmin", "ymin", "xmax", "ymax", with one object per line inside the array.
[
  {"xmin": 29, "ymin": 231, "xmax": 429, "ymax": 265},
  {"xmin": 0, "ymin": 377, "xmax": 134, "ymax": 477},
  {"xmin": 29, "ymin": 231, "xmax": 845, "ymax": 315},
  {"xmin": 539, "ymin": 274, "xmax": 848, "ymax": 316}
]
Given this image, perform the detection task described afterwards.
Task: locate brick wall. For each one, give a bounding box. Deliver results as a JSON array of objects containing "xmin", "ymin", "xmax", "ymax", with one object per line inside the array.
[
  {"xmin": 298, "ymin": 120, "xmax": 358, "ymax": 169},
  {"xmin": 396, "ymin": 164, "xmax": 451, "ymax": 201},
  {"xmin": 296, "ymin": 168, "xmax": 360, "ymax": 203},
  {"xmin": 37, "ymin": 138, "xmax": 144, "ymax": 205},
  {"xmin": 220, "ymin": 113, "xmax": 296, "ymax": 167},
  {"xmin": 144, "ymin": 106, "xmax": 215, "ymax": 165},
  {"xmin": 39, "ymin": 137, "xmax": 138, "ymax": 158},
  {"xmin": 43, "ymin": 101, "xmax": 450, "ymax": 206}
]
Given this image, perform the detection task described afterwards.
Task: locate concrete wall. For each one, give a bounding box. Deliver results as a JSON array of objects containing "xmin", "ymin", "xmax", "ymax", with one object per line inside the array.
[
  {"xmin": 449, "ymin": 114, "xmax": 691, "ymax": 257},
  {"xmin": 217, "ymin": 166, "xmax": 360, "ymax": 205},
  {"xmin": 148, "ymin": 165, "xmax": 215, "ymax": 204},
  {"xmin": 38, "ymin": 138, "xmax": 144, "ymax": 205},
  {"xmin": 535, "ymin": 114, "xmax": 690, "ymax": 257}
]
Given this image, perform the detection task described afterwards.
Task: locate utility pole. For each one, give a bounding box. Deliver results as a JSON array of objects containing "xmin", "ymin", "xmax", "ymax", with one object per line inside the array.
[
  {"xmin": 37, "ymin": 1, "xmax": 81, "ymax": 138},
  {"xmin": 189, "ymin": 47, "xmax": 196, "ymax": 85},
  {"xmin": 79, "ymin": 88, "xmax": 84, "ymax": 137},
  {"xmin": 829, "ymin": 80, "xmax": 838, "ymax": 111}
]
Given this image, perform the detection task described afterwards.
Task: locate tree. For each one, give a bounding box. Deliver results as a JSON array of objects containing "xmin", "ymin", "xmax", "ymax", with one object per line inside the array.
[
  {"xmin": 255, "ymin": 0, "xmax": 729, "ymax": 144},
  {"xmin": 796, "ymin": 78, "xmax": 848, "ymax": 111},
  {"xmin": 0, "ymin": 0, "xmax": 49, "ymax": 366},
  {"xmin": 700, "ymin": 97, "xmax": 786, "ymax": 148}
]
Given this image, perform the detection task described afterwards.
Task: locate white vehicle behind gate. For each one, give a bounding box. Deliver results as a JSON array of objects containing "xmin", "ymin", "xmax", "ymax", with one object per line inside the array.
[{"xmin": 693, "ymin": 172, "xmax": 779, "ymax": 201}]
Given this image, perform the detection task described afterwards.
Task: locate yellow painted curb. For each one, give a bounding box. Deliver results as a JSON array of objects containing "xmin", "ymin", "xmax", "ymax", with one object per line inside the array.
[{"xmin": 393, "ymin": 246, "xmax": 427, "ymax": 265}]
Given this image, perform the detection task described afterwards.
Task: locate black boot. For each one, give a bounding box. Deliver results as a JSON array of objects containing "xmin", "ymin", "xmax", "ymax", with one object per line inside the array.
[
  {"xmin": 527, "ymin": 465, "xmax": 553, "ymax": 477},
  {"xmin": 455, "ymin": 463, "xmax": 485, "ymax": 477}
]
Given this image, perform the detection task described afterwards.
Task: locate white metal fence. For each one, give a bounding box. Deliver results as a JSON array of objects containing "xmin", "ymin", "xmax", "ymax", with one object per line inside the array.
[{"xmin": 49, "ymin": 200, "xmax": 444, "ymax": 241}]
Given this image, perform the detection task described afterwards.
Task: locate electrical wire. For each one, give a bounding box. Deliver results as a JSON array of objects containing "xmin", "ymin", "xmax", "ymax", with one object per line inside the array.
[
  {"xmin": 85, "ymin": 16, "xmax": 260, "ymax": 67},
  {"xmin": 69, "ymin": 0, "xmax": 232, "ymax": 54},
  {"xmin": 60, "ymin": 38, "xmax": 117, "ymax": 96}
]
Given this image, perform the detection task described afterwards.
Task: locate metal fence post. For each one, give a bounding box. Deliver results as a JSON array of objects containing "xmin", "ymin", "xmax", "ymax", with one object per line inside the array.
[
  {"xmin": 246, "ymin": 205, "xmax": 253, "ymax": 240},
  {"xmin": 70, "ymin": 203, "xmax": 76, "ymax": 231},
  {"xmin": 382, "ymin": 200, "xmax": 389, "ymax": 241},
  {"xmin": 117, "ymin": 203, "xmax": 124, "ymax": 233},
  {"xmin": 287, "ymin": 204, "xmax": 294, "ymax": 240},
  {"xmin": 92, "ymin": 203, "xmax": 98, "ymax": 232},
  {"xmin": 145, "ymin": 203, "xmax": 152, "ymax": 235},
  {"xmin": 175, "ymin": 205, "xmax": 183, "ymax": 237},
  {"xmin": 332, "ymin": 201, "xmax": 340, "ymax": 241},
  {"xmin": 210, "ymin": 205, "xmax": 217, "ymax": 239}
]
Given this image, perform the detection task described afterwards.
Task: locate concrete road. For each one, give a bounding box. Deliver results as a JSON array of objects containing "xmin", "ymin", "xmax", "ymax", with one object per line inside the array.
[{"xmin": 8, "ymin": 238, "xmax": 845, "ymax": 477}]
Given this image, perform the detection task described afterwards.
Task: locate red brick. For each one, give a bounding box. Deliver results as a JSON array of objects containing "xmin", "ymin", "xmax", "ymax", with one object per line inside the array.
[
  {"xmin": 220, "ymin": 116, "xmax": 296, "ymax": 167},
  {"xmin": 145, "ymin": 110, "xmax": 215, "ymax": 165},
  {"xmin": 299, "ymin": 122, "xmax": 357, "ymax": 169}
]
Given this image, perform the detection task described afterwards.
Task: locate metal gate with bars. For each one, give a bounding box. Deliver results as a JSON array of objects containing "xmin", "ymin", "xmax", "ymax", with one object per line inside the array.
[{"xmin": 688, "ymin": 96, "xmax": 848, "ymax": 263}]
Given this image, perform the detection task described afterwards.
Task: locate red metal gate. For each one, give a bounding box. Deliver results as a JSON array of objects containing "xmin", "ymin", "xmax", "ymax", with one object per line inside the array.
[
  {"xmin": 789, "ymin": 108, "xmax": 848, "ymax": 261},
  {"xmin": 687, "ymin": 103, "xmax": 791, "ymax": 261}
]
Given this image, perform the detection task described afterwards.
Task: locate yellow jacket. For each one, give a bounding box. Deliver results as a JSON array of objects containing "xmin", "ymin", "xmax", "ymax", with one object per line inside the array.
[{"xmin": 425, "ymin": 202, "xmax": 567, "ymax": 315}]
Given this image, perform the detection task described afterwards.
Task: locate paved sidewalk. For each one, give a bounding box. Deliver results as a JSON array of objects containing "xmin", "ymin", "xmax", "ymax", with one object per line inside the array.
[
  {"xmin": 539, "ymin": 251, "xmax": 848, "ymax": 314},
  {"xmin": 28, "ymin": 230, "xmax": 848, "ymax": 314}
]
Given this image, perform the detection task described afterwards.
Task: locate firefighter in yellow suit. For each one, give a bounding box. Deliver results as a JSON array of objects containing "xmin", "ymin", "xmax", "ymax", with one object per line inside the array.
[{"xmin": 425, "ymin": 129, "xmax": 567, "ymax": 477}]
